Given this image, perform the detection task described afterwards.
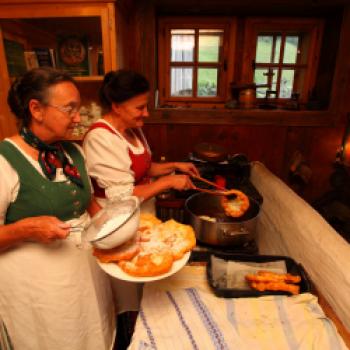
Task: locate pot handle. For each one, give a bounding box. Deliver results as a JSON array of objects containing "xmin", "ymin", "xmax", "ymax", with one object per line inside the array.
[{"xmin": 220, "ymin": 225, "xmax": 250, "ymax": 237}]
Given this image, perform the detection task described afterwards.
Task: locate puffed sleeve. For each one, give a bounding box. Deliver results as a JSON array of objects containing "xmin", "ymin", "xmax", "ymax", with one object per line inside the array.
[
  {"xmin": 83, "ymin": 128, "xmax": 135, "ymax": 201},
  {"xmin": 0, "ymin": 155, "xmax": 20, "ymax": 225}
]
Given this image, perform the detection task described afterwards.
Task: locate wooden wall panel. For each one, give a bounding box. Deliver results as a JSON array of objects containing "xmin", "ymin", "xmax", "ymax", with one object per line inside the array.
[
  {"xmin": 131, "ymin": 2, "xmax": 350, "ymax": 205},
  {"xmin": 283, "ymin": 126, "xmax": 343, "ymax": 199},
  {"xmin": 143, "ymin": 123, "xmax": 345, "ymax": 202},
  {"xmin": 144, "ymin": 124, "xmax": 288, "ymax": 170},
  {"xmin": 304, "ymin": 127, "xmax": 344, "ymax": 199}
]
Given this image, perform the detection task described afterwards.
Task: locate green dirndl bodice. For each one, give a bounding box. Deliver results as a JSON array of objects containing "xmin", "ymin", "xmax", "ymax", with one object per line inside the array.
[{"xmin": 0, "ymin": 140, "xmax": 91, "ymax": 224}]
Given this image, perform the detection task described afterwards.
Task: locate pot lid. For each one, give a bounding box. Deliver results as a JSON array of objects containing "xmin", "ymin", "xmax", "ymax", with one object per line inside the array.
[{"xmin": 193, "ymin": 142, "xmax": 228, "ymax": 162}]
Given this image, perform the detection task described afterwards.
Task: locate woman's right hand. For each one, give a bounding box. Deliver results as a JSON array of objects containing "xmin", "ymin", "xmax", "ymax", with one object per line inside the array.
[
  {"xmin": 19, "ymin": 216, "xmax": 71, "ymax": 244},
  {"xmin": 161, "ymin": 174, "xmax": 195, "ymax": 191}
]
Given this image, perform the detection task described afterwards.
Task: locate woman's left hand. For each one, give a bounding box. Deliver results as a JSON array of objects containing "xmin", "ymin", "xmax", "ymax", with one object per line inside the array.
[{"xmin": 175, "ymin": 162, "xmax": 200, "ymax": 177}]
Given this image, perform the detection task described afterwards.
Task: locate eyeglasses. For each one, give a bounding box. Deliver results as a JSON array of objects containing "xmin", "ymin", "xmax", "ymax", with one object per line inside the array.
[{"xmin": 46, "ymin": 103, "xmax": 80, "ymax": 118}]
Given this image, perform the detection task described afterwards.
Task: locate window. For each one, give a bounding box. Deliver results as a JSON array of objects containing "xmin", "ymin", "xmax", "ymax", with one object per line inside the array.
[
  {"xmin": 158, "ymin": 18, "xmax": 235, "ymax": 107},
  {"xmin": 242, "ymin": 18, "xmax": 324, "ymax": 105},
  {"xmin": 158, "ymin": 17, "xmax": 324, "ymax": 109}
]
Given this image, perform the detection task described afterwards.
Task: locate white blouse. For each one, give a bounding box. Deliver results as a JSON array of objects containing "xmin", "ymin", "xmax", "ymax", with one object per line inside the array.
[{"xmin": 83, "ymin": 119, "xmax": 152, "ymax": 205}]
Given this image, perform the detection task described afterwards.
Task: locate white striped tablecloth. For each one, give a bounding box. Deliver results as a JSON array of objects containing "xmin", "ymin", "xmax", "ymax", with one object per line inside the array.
[{"xmin": 128, "ymin": 266, "xmax": 348, "ymax": 350}]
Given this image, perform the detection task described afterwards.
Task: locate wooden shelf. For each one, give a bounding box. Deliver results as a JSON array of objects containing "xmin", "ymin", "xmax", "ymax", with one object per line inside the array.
[
  {"xmin": 0, "ymin": 1, "xmax": 118, "ymax": 139},
  {"xmin": 75, "ymin": 76, "xmax": 104, "ymax": 82},
  {"xmin": 147, "ymin": 107, "xmax": 337, "ymax": 127},
  {"xmin": 10, "ymin": 75, "xmax": 104, "ymax": 82}
]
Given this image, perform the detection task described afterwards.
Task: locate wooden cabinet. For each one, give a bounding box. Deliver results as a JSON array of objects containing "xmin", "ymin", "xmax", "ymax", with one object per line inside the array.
[{"xmin": 0, "ymin": 0, "xmax": 118, "ymax": 139}]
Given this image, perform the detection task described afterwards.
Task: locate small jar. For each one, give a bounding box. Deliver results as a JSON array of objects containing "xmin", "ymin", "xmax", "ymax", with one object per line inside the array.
[{"xmin": 239, "ymin": 88, "xmax": 256, "ymax": 109}]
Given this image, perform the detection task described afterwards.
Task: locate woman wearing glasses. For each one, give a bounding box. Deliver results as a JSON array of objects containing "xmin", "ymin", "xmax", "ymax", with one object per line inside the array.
[{"xmin": 0, "ymin": 67, "xmax": 115, "ymax": 350}]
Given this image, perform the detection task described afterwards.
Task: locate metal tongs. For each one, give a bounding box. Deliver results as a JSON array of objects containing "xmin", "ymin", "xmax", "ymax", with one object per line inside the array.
[
  {"xmin": 191, "ymin": 175, "xmax": 237, "ymax": 199},
  {"xmin": 70, "ymin": 224, "xmax": 84, "ymax": 233}
]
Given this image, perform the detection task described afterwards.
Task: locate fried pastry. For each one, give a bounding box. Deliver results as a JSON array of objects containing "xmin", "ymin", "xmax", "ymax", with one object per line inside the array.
[
  {"xmin": 93, "ymin": 237, "xmax": 140, "ymax": 263},
  {"xmin": 94, "ymin": 215, "xmax": 196, "ymax": 277},
  {"xmin": 246, "ymin": 271, "xmax": 301, "ymax": 284},
  {"xmin": 249, "ymin": 281, "xmax": 300, "ymax": 295},
  {"xmin": 147, "ymin": 219, "xmax": 196, "ymax": 260},
  {"xmin": 139, "ymin": 213, "xmax": 162, "ymax": 230},
  {"xmin": 221, "ymin": 190, "xmax": 250, "ymax": 217},
  {"xmin": 118, "ymin": 251, "xmax": 174, "ymax": 277},
  {"xmin": 246, "ymin": 270, "xmax": 301, "ymax": 295}
]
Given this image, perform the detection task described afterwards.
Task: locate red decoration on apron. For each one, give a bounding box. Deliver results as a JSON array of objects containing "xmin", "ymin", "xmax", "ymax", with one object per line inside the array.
[{"xmin": 86, "ymin": 122, "xmax": 151, "ymax": 198}]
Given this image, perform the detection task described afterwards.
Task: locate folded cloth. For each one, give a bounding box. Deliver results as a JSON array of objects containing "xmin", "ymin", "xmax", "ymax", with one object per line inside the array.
[{"xmin": 128, "ymin": 267, "xmax": 348, "ymax": 350}]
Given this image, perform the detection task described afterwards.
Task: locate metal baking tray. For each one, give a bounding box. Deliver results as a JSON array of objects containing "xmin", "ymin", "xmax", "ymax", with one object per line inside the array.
[{"xmin": 206, "ymin": 253, "xmax": 312, "ymax": 298}]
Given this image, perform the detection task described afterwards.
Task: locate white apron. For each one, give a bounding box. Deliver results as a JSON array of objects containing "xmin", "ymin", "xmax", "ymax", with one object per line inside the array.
[{"xmin": 0, "ymin": 214, "xmax": 116, "ymax": 350}]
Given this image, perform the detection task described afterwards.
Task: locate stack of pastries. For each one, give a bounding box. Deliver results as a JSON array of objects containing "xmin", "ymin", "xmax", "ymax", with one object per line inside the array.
[{"xmin": 93, "ymin": 213, "xmax": 196, "ymax": 277}]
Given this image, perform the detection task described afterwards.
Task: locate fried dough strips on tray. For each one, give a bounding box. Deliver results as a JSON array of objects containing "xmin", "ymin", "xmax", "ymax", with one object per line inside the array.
[
  {"xmin": 246, "ymin": 270, "xmax": 301, "ymax": 295},
  {"xmin": 246, "ymin": 270, "xmax": 301, "ymax": 284},
  {"xmin": 250, "ymin": 281, "xmax": 300, "ymax": 295}
]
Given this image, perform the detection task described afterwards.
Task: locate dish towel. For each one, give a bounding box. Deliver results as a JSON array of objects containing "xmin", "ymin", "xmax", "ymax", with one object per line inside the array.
[{"xmin": 128, "ymin": 267, "xmax": 348, "ymax": 350}]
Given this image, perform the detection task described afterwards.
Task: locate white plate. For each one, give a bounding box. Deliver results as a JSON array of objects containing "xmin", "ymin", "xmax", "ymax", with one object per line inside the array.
[{"xmin": 97, "ymin": 251, "xmax": 191, "ymax": 282}]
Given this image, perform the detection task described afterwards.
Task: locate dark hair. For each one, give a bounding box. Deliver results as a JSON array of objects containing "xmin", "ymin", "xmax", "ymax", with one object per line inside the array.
[
  {"xmin": 99, "ymin": 69, "xmax": 150, "ymax": 109},
  {"xmin": 7, "ymin": 67, "xmax": 77, "ymax": 127}
]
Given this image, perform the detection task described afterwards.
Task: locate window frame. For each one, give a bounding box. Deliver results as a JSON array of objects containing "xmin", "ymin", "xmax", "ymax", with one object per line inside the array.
[
  {"xmin": 157, "ymin": 17, "xmax": 236, "ymax": 108},
  {"xmin": 242, "ymin": 17, "xmax": 324, "ymax": 105}
]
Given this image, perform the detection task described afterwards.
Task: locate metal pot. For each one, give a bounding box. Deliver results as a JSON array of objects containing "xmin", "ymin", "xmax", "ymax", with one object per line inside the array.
[{"xmin": 185, "ymin": 192, "xmax": 260, "ymax": 247}]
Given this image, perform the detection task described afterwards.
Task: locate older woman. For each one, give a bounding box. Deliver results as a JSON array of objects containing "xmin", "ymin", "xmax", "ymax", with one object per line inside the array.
[
  {"xmin": 0, "ymin": 68, "xmax": 115, "ymax": 350},
  {"xmin": 83, "ymin": 69, "xmax": 199, "ymax": 213}
]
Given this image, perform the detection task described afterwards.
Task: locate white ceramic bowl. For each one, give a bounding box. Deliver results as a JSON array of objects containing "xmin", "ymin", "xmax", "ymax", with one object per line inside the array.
[{"xmin": 85, "ymin": 196, "xmax": 140, "ymax": 250}]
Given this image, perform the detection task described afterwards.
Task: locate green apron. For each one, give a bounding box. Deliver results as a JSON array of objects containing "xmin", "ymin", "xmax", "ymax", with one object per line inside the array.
[{"xmin": 0, "ymin": 140, "xmax": 91, "ymax": 224}]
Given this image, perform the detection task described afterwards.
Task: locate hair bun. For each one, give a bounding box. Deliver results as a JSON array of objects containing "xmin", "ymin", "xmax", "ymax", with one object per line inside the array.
[
  {"xmin": 7, "ymin": 77, "xmax": 26, "ymax": 120},
  {"xmin": 103, "ymin": 71, "xmax": 117, "ymax": 85}
]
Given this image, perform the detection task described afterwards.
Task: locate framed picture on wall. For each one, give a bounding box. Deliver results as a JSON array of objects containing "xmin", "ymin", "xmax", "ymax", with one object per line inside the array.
[{"xmin": 57, "ymin": 35, "xmax": 90, "ymax": 76}]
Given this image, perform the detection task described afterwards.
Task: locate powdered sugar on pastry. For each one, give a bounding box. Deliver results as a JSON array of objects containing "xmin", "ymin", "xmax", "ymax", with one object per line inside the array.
[
  {"xmin": 139, "ymin": 213, "xmax": 162, "ymax": 230},
  {"xmin": 156, "ymin": 220, "xmax": 196, "ymax": 260}
]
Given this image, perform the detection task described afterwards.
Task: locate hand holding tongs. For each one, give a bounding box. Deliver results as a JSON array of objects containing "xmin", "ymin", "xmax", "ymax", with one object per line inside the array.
[
  {"xmin": 191, "ymin": 175, "xmax": 236, "ymax": 198},
  {"xmin": 70, "ymin": 224, "xmax": 84, "ymax": 233}
]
